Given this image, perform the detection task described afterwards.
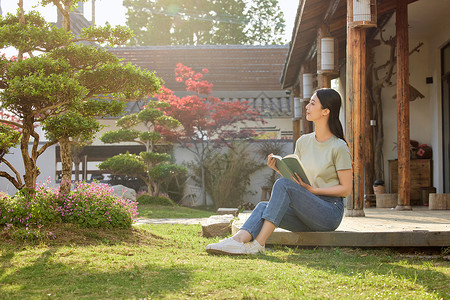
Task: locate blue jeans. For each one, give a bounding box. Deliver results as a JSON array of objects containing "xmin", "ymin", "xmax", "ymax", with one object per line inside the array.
[{"xmin": 241, "ymin": 178, "xmax": 344, "ymax": 238}]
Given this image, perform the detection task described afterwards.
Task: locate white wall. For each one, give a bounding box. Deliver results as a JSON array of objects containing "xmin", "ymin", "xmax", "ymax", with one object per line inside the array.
[
  {"xmin": 0, "ymin": 144, "xmax": 57, "ymax": 196},
  {"xmin": 427, "ymin": 21, "xmax": 450, "ymax": 193}
]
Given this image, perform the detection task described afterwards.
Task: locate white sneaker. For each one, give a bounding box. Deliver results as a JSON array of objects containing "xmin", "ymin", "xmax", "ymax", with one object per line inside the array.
[
  {"xmin": 245, "ymin": 240, "xmax": 265, "ymax": 255},
  {"xmin": 205, "ymin": 237, "xmax": 247, "ymax": 255}
]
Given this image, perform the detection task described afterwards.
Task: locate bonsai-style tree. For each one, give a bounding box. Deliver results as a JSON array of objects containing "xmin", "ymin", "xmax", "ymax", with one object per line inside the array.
[
  {"xmin": 0, "ymin": 3, "xmax": 162, "ymax": 193},
  {"xmin": 158, "ymin": 63, "xmax": 263, "ymax": 206},
  {"xmin": 98, "ymin": 101, "xmax": 186, "ymax": 196}
]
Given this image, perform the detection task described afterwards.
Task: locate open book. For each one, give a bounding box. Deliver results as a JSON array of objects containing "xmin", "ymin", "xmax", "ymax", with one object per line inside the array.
[{"xmin": 272, "ymin": 154, "xmax": 311, "ymax": 186}]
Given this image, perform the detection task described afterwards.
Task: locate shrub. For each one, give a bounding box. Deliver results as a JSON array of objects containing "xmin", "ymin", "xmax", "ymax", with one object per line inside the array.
[
  {"xmin": 60, "ymin": 182, "xmax": 138, "ymax": 229},
  {"xmin": 162, "ymin": 171, "xmax": 187, "ymax": 203},
  {"xmin": 137, "ymin": 193, "xmax": 175, "ymax": 206},
  {"xmin": 0, "ymin": 181, "xmax": 139, "ymax": 235},
  {"xmin": 190, "ymin": 142, "xmax": 264, "ymax": 209},
  {"xmin": 0, "ymin": 187, "xmax": 61, "ymax": 228}
]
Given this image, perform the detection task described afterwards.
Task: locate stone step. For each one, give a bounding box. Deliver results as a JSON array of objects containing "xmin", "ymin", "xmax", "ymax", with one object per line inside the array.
[{"xmin": 202, "ymin": 214, "xmax": 235, "ymax": 238}]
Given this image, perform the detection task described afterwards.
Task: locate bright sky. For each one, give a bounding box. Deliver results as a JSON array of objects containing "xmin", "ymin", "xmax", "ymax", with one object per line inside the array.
[{"xmin": 1, "ymin": 0, "xmax": 298, "ymax": 42}]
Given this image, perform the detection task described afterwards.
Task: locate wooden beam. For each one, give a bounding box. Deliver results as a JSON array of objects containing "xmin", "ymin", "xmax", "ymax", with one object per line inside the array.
[
  {"xmin": 395, "ymin": 0, "xmax": 412, "ymax": 210},
  {"xmin": 324, "ymin": 0, "xmax": 342, "ymax": 24},
  {"xmin": 345, "ymin": 0, "xmax": 365, "ymax": 217}
]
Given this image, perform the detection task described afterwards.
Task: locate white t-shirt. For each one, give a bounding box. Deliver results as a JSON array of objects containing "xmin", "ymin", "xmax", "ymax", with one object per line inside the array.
[{"xmin": 294, "ymin": 133, "xmax": 352, "ymax": 189}]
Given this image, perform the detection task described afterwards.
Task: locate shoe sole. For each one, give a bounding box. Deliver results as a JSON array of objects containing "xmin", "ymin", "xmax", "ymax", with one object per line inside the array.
[{"xmin": 205, "ymin": 248, "xmax": 247, "ymax": 255}]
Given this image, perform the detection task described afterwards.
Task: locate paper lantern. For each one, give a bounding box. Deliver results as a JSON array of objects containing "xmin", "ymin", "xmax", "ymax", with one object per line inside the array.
[
  {"xmin": 349, "ymin": 0, "xmax": 377, "ymax": 28},
  {"xmin": 302, "ymin": 73, "xmax": 314, "ymax": 99},
  {"xmin": 294, "ymin": 97, "xmax": 301, "ymax": 119},
  {"xmin": 317, "ymin": 37, "xmax": 338, "ymax": 75}
]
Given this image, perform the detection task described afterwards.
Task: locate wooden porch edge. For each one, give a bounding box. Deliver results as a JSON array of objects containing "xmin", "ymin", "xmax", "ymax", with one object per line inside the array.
[
  {"xmin": 231, "ymin": 222, "xmax": 450, "ymax": 247},
  {"xmin": 264, "ymin": 231, "xmax": 450, "ymax": 247}
]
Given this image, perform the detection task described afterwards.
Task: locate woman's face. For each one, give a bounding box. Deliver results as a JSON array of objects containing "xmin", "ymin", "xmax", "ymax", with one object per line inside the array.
[{"xmin": 305, "ymin": 93, "xmax": 329, "ymax": 122}]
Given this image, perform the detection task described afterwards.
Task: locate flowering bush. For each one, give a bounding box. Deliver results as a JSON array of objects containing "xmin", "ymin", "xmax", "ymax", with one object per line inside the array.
[
  {"xmin": 60, "ymin": 182, "xmax": 138, "ymax": 229},
  {"xmin": 0, "ymin": 181, "xmax": 139, "ymax": 239},
  {"xmin": 0, "ymin": 188, "xmax": 61, "ymax": 228}
]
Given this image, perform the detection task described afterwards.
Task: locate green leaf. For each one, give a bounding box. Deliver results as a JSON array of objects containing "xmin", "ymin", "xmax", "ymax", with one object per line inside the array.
[{"xmin": 98, "ymin": 152, "xmax": 146, "ymax": 176}]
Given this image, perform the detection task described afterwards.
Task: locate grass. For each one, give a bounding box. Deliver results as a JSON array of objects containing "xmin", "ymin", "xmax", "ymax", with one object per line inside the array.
[
  {"xmin": 1, "ymin": 223, "xmax": 449, "ymax": 299},
  {"xmin": 137, "ymin": 204, "xmax": 215, "ymax": 219}
]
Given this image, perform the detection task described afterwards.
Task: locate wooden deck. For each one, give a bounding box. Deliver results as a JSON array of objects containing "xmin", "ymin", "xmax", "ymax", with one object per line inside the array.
[{"xmin": 232, "ymin": 207, "xmax": 450, "ymax": 247}]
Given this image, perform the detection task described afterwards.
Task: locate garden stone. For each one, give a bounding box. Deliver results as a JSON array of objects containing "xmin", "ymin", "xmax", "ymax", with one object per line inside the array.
[
  {"xmin": 202, "ymin": 214, "xmax": 235, "ymax": 238},
  {"xmin": 216, "ymin": 208, "xmax": 239, "ymax": 216},
  {"xmin": 112, "ymin": 185, "xmax": 136, "ymax": 201}
]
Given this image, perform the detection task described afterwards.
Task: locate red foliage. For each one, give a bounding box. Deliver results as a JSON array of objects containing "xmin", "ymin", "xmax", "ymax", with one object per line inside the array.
[
  {"xmin": 0, "ymin": 110, "xmax": 23, "ymax": 132},
  {"xmin": 158, "ymin": 63, "xmax": 264, "ymax": 147}
]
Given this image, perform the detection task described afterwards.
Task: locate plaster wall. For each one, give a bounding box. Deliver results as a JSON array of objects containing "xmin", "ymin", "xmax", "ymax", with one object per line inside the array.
[
  {"xmin": 426, "ymin": 19, "xmax": 450, "ymax": 193},
  {"xmin": 0, "ymin": 144, "xmax": 57, "ymax": 196}
]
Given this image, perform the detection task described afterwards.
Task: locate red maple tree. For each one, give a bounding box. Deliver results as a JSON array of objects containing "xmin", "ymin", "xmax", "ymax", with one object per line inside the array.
[{"xmin": 157, "ymin": 63, "xmax": 264, "ymax": 205}]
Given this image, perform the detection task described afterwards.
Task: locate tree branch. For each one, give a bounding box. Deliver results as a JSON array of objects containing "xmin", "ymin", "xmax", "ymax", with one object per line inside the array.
[
  {"xmin": 37, "ymin": 140, "xmax": 59, "ymax": 157},
  {"xmin": 0, "ymin": 119, "xmax": 23, "ymax": 129},
  {"xmin": 0, "ymin": 158, "xmax": 23, "ymax": 189}
]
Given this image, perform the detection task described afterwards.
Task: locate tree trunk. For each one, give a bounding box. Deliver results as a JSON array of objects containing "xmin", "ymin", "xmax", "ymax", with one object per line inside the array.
[
  {"xmin": 21, "ymin": 116, "xmax": 39, "ymax": 191},
  {"xmin": 153, "ymin": 182, "xmax": 160, "ymax": 197},
  {"xmin": 73, "ymin": 156, "xmax": 81, "ymax": 181},
  {"xmin": 201, "ymin": 163, "xmax": 207, "ymax": 207},
  {"xmin": 59, "ymin": 138, "xmax": 73, "ymax": 194},
  {"xmin": 62, "ymin": 2, "xmax": 71, "ymax": 31}
]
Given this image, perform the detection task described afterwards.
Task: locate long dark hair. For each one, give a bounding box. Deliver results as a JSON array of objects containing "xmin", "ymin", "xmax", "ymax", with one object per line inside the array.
[{"xmin": 315, "ymin": 88, "xmax": 347, "ymax": 143}]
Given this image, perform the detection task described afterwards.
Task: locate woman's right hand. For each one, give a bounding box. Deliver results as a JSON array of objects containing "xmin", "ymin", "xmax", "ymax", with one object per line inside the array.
[{"xmin": 267, "ymin": 153, "xmax": 279, "ymax": 173}]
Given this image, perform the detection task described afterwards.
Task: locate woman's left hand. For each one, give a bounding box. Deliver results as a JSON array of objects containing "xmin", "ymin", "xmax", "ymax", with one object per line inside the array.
[{"xmin": 292, "ymin": 172, "xmax": 316, "ymax": 194}]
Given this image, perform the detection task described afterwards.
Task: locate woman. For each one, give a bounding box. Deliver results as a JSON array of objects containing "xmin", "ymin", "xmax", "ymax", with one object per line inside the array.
[{"xmin": 206, "ymin": 88, "xmax": 353, "ymax": 255}]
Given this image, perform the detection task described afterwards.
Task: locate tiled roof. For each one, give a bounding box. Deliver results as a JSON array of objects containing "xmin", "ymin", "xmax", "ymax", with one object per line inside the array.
[
  {"xmin": 108, "ymin": 45, "xmax": 289, "ymax": 91},
  {"xmin": 123, "ymin": 96, "xmax": 292, "ymax": 118},
  {"xmin": 221, "ymin": 96, "xmax": 291, "ymax": 117}
]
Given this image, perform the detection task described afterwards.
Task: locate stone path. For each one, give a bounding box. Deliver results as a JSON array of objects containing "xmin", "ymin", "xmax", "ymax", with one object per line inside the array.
[{"xmin": 134, "ymin": 217, "xmax": 209, "ymax": 225}]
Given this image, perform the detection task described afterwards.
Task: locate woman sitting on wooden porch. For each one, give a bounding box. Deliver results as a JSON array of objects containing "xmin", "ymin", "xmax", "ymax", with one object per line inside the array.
[{"xmin": 206, "ymin": 88, "xmax": 353, "ymax": 255}]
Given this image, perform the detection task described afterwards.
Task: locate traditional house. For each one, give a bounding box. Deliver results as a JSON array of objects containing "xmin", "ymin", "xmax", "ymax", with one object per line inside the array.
[{"xmin": 281, "ymin": 0, "xmax": 450, "ymax": 214}]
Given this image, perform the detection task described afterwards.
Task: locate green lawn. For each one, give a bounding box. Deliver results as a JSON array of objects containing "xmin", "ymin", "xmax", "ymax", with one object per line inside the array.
[
  {"xmin": 137, "ymin": 204, "xmax": 215, "ymax": 219},
  {"xmin": 1, "ymin": 223, "xmax": 449, "ymax": 299}
]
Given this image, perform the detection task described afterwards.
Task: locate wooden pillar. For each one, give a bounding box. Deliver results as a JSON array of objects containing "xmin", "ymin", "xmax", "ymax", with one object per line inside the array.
[
  {"xmin": 395, "ymin": 0, "xmax": 412, "ymax": 210},
  {"xmin": 345, "ymin": 0, "xmax": 365, "ymax": 217},
  {"xmin": 292, "ymin": 84, "xmax": 301, "ymax": 144}
]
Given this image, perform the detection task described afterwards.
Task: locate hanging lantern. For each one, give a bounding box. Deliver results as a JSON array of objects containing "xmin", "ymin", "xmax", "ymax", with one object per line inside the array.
[
  {"xmin": 349, "ymin": 0, "xmax": 377, "ymax": 28},
  {"xmin": 302, "ymin": 73, "xmax": 314, "ymax": 99},
  {"xmin": 317, "ymin": 37, "xmax": 338, "ymax": 75},
  {"xmin": 294, "ymin": 97, "xmax": 301, "ymax": 119}
]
